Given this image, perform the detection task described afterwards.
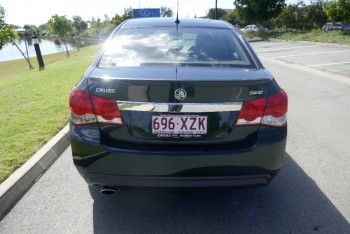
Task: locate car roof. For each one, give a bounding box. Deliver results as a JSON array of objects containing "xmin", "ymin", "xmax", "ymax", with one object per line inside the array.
[{"xmin": 121, "ymin": 18, "xmax": 233, "ymax": 29}]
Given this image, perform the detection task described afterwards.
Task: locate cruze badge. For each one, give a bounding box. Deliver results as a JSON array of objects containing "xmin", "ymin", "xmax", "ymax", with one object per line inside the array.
[
  {"xmin": 174, "ymin": 88, "xmax": 187, "ymax": 101},
  {"xmin": 249, "ymin": 90, "xmax": 263, "ymax": 95}
]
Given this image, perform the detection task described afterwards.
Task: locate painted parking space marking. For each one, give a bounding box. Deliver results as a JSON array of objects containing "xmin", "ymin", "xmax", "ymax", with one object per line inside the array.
[
  {"xmin": 251, "ymin": 42, "xmax": 292, "ymax": 47},
  {"xmin": 255, "ymin": 45, "xmax": 320, "ymax": 53},
  {"xmin": 308, "ymin": 61, "xmax": 350, "ymax": 67},
  {"xmin": 255, "ymin": 41, "xmax": 350, "ymax": 78},
  {"xmin": 271, "ymin": 50, "xmax": 350, "ymax": 59}
]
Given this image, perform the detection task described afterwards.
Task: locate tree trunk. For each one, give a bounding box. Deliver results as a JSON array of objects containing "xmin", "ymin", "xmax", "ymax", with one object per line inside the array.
[
  {"xmin": 24, "ymin": 37, "xmax": 32, "ymax": 70},
  {"xmin": 63, "ymin": 38, "xmax": 70, "ymax": 58},
  {"xmin": 13, "ymin": 42, "xmax": 34, "ymax": 70}
]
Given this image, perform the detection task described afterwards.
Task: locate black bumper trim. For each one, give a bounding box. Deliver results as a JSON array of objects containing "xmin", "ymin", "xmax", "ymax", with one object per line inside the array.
[{"xmin": 85, "ymin": 173, "xmax": 272, "ymax": 188}]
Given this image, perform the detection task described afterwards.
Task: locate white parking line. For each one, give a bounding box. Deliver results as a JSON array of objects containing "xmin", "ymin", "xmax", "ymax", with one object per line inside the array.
[
  {"xmin": 252, "ymin": 42, "xmax": 290, "ymax": 47},
  {"xmin": 260, "ymin": 57, "xmax": 350, "ymax": 86},
  {"xmin": 271, "ymin": 50, "xmax": 350, "ymax": 59},
  {"xmin": 255, "ymin": 45, "xmax": 320, "ymax": 53},
  {"xmin": 308, "ymin": 61, "xmax": 350, "ymax": 67}
]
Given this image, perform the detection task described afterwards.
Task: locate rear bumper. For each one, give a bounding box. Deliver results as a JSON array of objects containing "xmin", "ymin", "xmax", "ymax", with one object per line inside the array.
[
  {"xmin": 70, "ymin": 125, "xmax": 286, "ymax": 188},
  {"xmin": 85, "ymin": 174, "xmax": 272, "ymax": 188}
]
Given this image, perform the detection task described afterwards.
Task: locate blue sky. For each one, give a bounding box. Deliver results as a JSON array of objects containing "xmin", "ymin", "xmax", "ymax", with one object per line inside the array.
[{"xmin": 0, "ymin": 0, "xmax": 300, "ymax": 26}]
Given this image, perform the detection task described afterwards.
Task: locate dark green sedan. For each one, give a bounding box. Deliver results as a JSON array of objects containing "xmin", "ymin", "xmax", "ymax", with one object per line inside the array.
[{"xmin": 69, "ymin": 18, "xmax": 287, "ymax": 195}]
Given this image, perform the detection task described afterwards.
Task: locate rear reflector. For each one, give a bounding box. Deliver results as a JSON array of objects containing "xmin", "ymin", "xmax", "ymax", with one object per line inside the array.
[
  {"xmin": 235, "ymin": 90, "xmax": 287, "ymax": 127},
  {"xmin": 69, "ymin": 87, "xmax": 123, "ymax": 125}
]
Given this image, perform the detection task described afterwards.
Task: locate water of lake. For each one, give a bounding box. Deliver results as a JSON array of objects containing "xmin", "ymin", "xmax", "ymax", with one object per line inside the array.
[{"xmin": 0, "ymin": 38, "xmax": 82, "ymax": 62}]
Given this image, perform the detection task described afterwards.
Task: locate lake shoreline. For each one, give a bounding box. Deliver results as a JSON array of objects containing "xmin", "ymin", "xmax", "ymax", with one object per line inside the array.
[
  {"xmin": 0, "ymin": 38, "xmax": 103, "ymax": 62},
  {"xmin": 0, "ymin": 44, "xmax": 102, "ymax": 78}
]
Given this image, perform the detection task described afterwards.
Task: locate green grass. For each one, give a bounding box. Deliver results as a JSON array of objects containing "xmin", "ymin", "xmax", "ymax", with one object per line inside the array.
[
  {"xmin": 242, "ymin": 28, "xmax": 350, "ymax": 45},
  {"xmin": 269, "ymin": 29, "xmax": 350, "ymax": 45},
  {"xmin": 0, "ymin": 45, "xmax": 101, "ymax": 183},
  {"xmin": 243, "ymin": 29, "xmax": 270, "ymax": 40},
  {"xmin": 0, "ymin": 49, "xmax": 85, "ymax": 78}
]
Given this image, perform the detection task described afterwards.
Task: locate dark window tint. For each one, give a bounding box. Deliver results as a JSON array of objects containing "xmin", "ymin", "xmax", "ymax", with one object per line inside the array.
[{"xmin": 99, "ymin": 27, "xmax": 254, "ymax": 68}]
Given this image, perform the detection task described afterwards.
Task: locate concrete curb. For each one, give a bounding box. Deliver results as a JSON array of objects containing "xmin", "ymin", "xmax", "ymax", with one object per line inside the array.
[
  {"xmin": 247, "ymin": 37, "xmax": 264, "ymax": 42},
  {"xmin": 0, "ymin": 125, "xmax": 70, "ymax": 221}
]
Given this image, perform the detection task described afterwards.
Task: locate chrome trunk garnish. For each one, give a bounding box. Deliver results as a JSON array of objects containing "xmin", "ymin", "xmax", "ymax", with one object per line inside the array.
[{"xmin": 117, "ymin": 101, "xmax": 242, "ymax": 113}]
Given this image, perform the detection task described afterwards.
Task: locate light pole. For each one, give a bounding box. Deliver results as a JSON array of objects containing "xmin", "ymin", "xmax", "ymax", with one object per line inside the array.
[{"xmin": 215, "ymin": 0, "xmax": 218, "ymax": 19}]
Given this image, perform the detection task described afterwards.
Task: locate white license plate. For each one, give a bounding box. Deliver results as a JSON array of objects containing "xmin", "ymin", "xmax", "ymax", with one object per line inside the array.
[{"xmin": 152, "ymin": 115, "xmax": 207, "ymax": 135}]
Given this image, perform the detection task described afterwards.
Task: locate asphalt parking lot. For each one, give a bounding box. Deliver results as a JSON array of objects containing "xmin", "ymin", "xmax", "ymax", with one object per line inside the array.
[
  {"xmin": 1, "ymin": 41, "xmax": 350, "ymax": 233},
  {"xmin": 251, "ymin": 41, "xmax": 350, "ymax": 78}
]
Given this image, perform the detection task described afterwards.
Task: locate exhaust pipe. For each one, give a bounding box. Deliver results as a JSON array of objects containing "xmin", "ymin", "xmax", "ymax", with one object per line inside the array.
[{"xmin": 100, "ymin": 186, "xmax": 118, "ymax": 195}]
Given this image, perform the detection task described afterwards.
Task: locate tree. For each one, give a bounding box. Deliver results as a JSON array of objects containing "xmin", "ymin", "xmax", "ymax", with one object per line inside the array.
[
  {"xmin": 301, "ymin": 1, "xmax": 328, "ymax": 28},
  {"xmin": 272, "ymin": 1, "xmax": 328, "ymax": 29},
  {"xmin": 72, "ymin": 16, "xmax": 88, "ymax": 35},
  {"xmin": 1, "ymin": 5, "xmax": 33, "ymax": 69},
  {"xmin": 271, "ymin": 3, "xmax": 299, "ymax": 28},
  {"xmin": 206, "ymin": 8, "xmax": 227, "ymax": 20},
  {"xmin": 221, "ymin": 11, "xmax": 237, "ymax": 25},
  {"xmin": 0, "ymin": 5, "xmax": 18, "ymax": 50},
  {"xmin": 85, "ymin": 16, "xmax": 113, "ymax": 38},
  {"xmin": 111, "ymin": 7, "xmax": 135, "ymax": 26},
  {"xmin": 88, "ymin": 17, "xmax": 103, "ymax": 38},
  {"xmin": 23, "ymin": 24, "xmax": 40, "ymax": 36},
  {"xmin": 122, "ymin": 7, "xmax": 133, "ymax": 21},
  {"xmin": 161, "ymin": 6, "xmax": 174, "ymax": 17},
  {"xmin": 48, "ymin": 15, "xmax": 73, "ymax": 57},
  {"xmin": 234, "ymin": 0, "xmax": 286, "ymax": 25},
  {"xmin": 101, "ymin": 14, "xmax": 114, "ymax": 37},
  {"xmin": 323, "ymin": 0, "xmax": 350, "ymax": 23},
  {"xmin": 111, "ymin": 13, "xmax": 123, "ymax": 26},
  {"xmin": 39, "ymin": 23, "xmax": 49, "ymax": 36}
]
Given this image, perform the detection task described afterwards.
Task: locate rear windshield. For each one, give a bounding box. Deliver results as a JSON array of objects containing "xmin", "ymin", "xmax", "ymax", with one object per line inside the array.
[{"xmin": 98, "ymin": 27, "xmax": 255, "ymax": 68}]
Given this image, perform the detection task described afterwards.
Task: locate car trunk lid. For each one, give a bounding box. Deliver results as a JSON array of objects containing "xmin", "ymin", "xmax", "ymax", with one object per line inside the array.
[{"xmin": 86, "ymin": 67, "xmax": 272, "ymax": 147}]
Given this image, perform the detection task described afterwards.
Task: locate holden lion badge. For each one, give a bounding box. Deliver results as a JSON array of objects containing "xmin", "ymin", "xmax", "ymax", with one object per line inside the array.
[{"xmin": 174, "ymin": 88, "xmax": 187, "ymax": 101}]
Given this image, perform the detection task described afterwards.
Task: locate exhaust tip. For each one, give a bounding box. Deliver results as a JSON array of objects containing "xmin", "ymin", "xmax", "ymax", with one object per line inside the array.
[{"xmin": 100, "ymin": 186, "xmax": 118, "ymax": 195}]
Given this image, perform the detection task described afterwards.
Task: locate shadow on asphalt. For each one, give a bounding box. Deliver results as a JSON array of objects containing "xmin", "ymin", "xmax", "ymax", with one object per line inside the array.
[{"xmin": 91, "ymin": 153, "xmax": 350, "ymax": 233}]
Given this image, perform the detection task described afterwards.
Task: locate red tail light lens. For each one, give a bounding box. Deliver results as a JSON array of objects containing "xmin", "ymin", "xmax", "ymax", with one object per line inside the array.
[
  {"xmin": 235, "ymin": 97, "xmax": 266, "ymax": 126},
  {"xmin": 69, "ymin": 88, "xmax": 96, "ymax": 125},
  {"xmin": 262, "ymin": 90, "xmax": 288, "ymax": 127},
  {"xmin": 91, "ymin": 95, "xmax": 123, "ymax": 124},
  {"xmin": 69, "ymin": 87, "xmax": 123, "ymax": 125},
  {"xmin": 235, "ymin": 90, "xmax": 288, "ymax": 127}
]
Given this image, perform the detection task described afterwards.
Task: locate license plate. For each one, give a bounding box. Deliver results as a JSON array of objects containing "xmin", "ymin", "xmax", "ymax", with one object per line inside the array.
[{"xmin": 152, "ymin": 115, "xmax": 207, "ymax": 135}]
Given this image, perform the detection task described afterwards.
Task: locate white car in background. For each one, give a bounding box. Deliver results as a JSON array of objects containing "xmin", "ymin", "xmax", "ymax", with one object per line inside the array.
[{"xmin": 240, "ymin": 25, "xmax": 268, "ymax": 33}]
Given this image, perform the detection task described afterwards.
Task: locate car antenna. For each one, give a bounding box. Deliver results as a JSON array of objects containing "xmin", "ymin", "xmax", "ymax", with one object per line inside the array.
[{"xmin": 175, "ymin": 0, "xmax": 180, "ymax": 24}]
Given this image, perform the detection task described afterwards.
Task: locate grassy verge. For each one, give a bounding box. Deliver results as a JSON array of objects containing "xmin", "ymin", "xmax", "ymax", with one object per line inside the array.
[
  {"xmin": 243, "ymin": 29, "xmax": 350, "ymax": 45},
  {"xmin": 269, "ymin": 29, "xmax": 350, "ymax": 45},
  {"xmin": 0, "ymin": 49, "xmax": 85, "ymax": 78},
  {"xmin": 0, "ymin": 45, "xmax": 101, "ymax": 183}
]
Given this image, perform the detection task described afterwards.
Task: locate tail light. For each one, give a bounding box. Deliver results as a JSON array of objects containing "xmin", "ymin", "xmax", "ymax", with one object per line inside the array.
[
  {"xmin": 262, "ymin": 90, "xmax": 288, "ymax": 127},
  {"xmin": 69, "ymin": 87, "xmax": 123, "ymax": 125},
  {"xmin": 235, "ymin": 90, "xmax": 287, "ymax": 127}
]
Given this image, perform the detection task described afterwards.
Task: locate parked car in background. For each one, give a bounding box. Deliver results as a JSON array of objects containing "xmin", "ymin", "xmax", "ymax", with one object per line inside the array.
[
  {"xmin": 69, "ymin": 18, "xmax": 287, "ymax": 195},
  {"xmin": 240, "ymin": 24, "xmax": 268, "ymax": 33},
  {"xmin": 343, "ymin": 24, "xmax": 350, "ymax": 31},
  {"xmin": 333, "ymin": 22, "xmax": 344, "ymax": 31},
  {"xmin": 323, "ymin": 22, "xmax": 346, "ymax": 31},
  {"xmin": 322, "ymin": 22, "xmax": 334, "ymax": 31}
]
